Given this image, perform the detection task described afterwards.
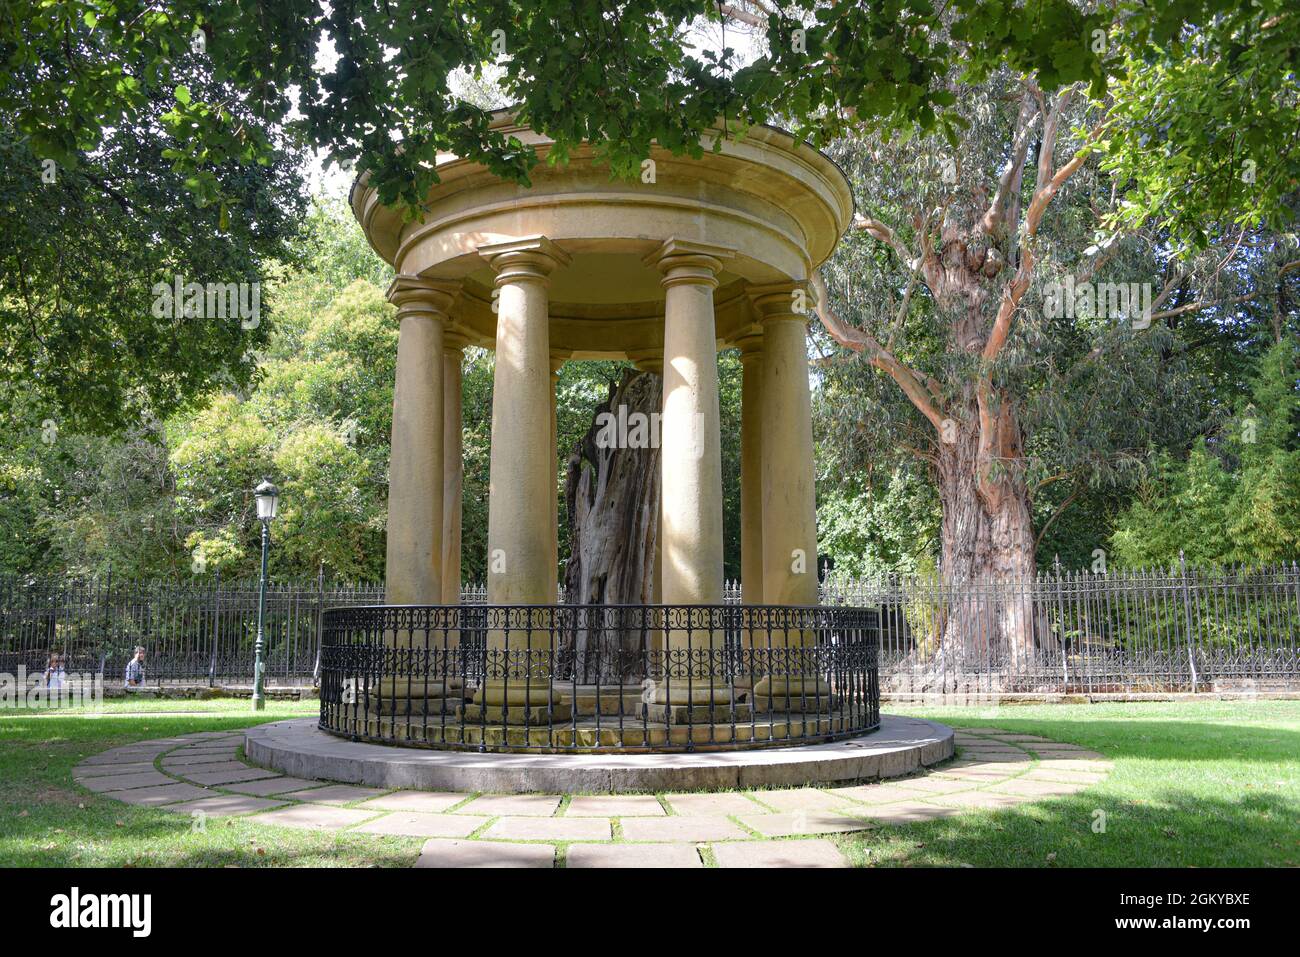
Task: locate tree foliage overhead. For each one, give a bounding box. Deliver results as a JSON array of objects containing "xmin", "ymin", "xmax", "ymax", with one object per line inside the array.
[
  {"xmin": 0, "ymin": 41, "xmax": 306, "ymax": 433},
  {"xmin": 4, "ymin": 1, "xmax": 1294, "ymax": 237}
]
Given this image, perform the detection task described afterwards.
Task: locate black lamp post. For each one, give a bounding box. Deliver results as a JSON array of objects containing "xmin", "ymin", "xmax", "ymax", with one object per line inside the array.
[{"xmin": 252, "ymin": 479, "xmax": 279, "ymax": 711}]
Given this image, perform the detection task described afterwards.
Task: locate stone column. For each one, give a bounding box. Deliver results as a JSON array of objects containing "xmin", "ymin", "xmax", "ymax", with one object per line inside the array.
[
  {"xmin": 381, "ymin": 277, "xmax": 459, "ymax": 711},
  {"xmin": 474, "ymin": 236, "xmax": 572, "ymax": 721},
  {"xmin": 736, "ymin": 333, "xmax": 765, "ymax": 608},
  {"xmin": 750, "ymin": 283, "xmax": 827, "ymax": 710},
  {"xmin": 441, "ymin": 332, "xmax": 468, "ymax": 605},
  {"xmin": 548, "ymin": 351, "xmax": 568, "ymax": 604},
  {"xmin": 736, "ymin": 332, "xmax": 765, "ymax": 684},
  {"xmin": 644, "ymin": 239, "xmax": 733, "ymax": 706},
  {"xmin": 384, "ymin": 277, "xmax": 456, "ymax": 612}
]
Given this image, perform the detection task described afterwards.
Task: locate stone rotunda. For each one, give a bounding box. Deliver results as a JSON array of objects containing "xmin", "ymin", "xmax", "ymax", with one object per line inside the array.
[{"xmin": 324, "ymin": 111, "xmax": 879, "ymax": 753}]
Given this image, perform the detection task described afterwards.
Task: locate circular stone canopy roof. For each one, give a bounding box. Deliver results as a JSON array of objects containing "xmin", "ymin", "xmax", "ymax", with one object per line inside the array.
[{"xmin": 351, "ymin": 111, "xmax": 853, "ymax": 359}]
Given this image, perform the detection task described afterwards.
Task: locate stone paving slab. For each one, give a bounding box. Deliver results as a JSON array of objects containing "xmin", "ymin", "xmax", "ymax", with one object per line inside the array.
[
  {"xmin": 929, "ymin": 790, "xmax": 1029, "ymax": 810},
  {"xmin": 988, "ymin": 778, "xmax": 1088, "ymax": 798},
  {"xmin": 80, "ymin": 771, "xmax": 177, "ymax": 792},
  {"xmin": 248, "ymin": 805, "xmax": 380, "ymax": 831},
  {"xmin": 355, "ymin": 791, "xmax": 467, "ymax": 813},
  {"xmin": 752, "ymin": 788, "xmax": 858, "ymax": 813},
  {"xmin": 1022, "ymin": 768, "xmax": 1109, "ymax": 785},
  {"xmin": 74, "ymin": 762, "xmax": 160, "ymax": 778},
  {"xmin": 854, "ymin": 801, "xmax": 961, "ymax": 824},
  {"xmin": 415, "ymin": 839, "xmax": 555, "ymax": 868},
  {"xmin": 621, "ymin": 816, "xmax": 749, "ymax": 842},
  {"xmin": 167, "ymin": 760, "xmax": 253, "ymax": 774},
  {"xmin": 292, "ymin": 784, "xmax": 388, "ymax": 805},
  {"xmin": 161, "ymin": 754, "xmax": 245, "ymax": 769},
  {"xmin": 712, "ymin": 839, "xmax": 848, "ymax": 868},
  {"xmin": 831, "ymin": 783, "xmax": 938, "ymax": 804},
  {"xmin": 78, "ymin": 749, "xmax": 169, "ymax": 766},
  {"xmin": 883, "ymin": 776, "xmax": 976, "ymax": 795},
  {"xmin": 184, "ymin": 767, "xmax": 282, "ymax": 786},
  {"xmin": 564, "ymin": 795, "xmax": 666, "ymax": 817},
  {"xmin": 454, "ymin": 794, "xmax": 562, "ymax": 817},
  {"xmin": 737, "ymin": 811, "xmax": 875, "ymax": 838},
  {"xmin": 169, "ymin": 745, "xmax": 243, "ymax": 756},
  {"xmin": 221, "ymin": 777, "xmax": 327, "ymax": 797},
  {"xmin": 107, "ymin": 782, "xmax": 214, "ymax": 806},
  {"xmin": 566, "ymin": 843, "xmax": 703, "ymax": 868},
  {"xmin": 662, "ymin": 793, "xmax": 767, "ymax": 817},
  {"xmin": 353, "ymin": 812, "xmax": 488, "ymax": 839},
  {"xmin": 482, "ymin": 816, "xmax": 612, "ymax": 842},
  {"xmin": 1034, "ymin": 757, "xmax": 1113, "ymax": 771},
  {"xmin": 164, "ymin": 795, "xmax": 289, "ymax": 817}
]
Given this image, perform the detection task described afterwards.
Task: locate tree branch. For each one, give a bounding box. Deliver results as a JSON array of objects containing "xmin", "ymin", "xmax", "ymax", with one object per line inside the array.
[{"xmin": 810, "ymin": 271, "xmax": 946, "ymax": 431}]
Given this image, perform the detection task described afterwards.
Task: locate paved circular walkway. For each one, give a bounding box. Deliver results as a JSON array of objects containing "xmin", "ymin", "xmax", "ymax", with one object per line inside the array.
[{"xmin": 72, "ymin": 726, "xmax": 1112, "ymax": 868}]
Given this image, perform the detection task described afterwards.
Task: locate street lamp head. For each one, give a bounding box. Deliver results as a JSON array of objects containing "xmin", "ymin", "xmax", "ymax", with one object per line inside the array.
[{"xmin": 254, "ymin": 479, "xmax": 280, "ymax": 522}]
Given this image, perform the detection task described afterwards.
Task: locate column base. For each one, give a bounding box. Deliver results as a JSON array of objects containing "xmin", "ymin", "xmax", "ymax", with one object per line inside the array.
[
  {"xmin": 752, "ymin": 675, "xmax": 836, "ymax": 713},
  {"xmin": 643, "ymin": 702, "xmax": 755, "ymax": 725},
  {"xmin": 468, "ymin": 680, "xmax": 573, "ymax": 724},
  {"xmin": 651, "ymin": 682, "xmax": 734, "ymax": 706},
  {"xmin": 460, "ymin": 703, "xmax": 574, "ymax": 725},
  {"xmin": 372, "ymin": 677, "xmax": 464, "ymax": 697}
]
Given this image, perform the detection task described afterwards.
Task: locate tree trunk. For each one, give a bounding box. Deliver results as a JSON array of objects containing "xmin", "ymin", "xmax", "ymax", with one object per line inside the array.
[
  {"xmin": 935, "ymin": 390, "xmax": 1039, "ymax": 677},
  {"xmin": 562, "ymin": 369, "xmax": 661, "ymax": 682}
]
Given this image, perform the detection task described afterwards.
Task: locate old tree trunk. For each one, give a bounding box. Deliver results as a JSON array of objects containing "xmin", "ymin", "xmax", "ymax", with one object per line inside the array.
[
  {"xmin": 563, "ymin": 369, "xmax": 661, "ymax": 682},
  {"xmin": 813, "ymin": 87, "xmax": 1094, "ymax": 670}
]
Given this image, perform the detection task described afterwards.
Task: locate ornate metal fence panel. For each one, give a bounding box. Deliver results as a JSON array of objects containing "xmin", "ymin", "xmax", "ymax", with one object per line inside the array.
[{"xmin": 1, "ymin": 560, "xmax": 1297, "ymax": 691}]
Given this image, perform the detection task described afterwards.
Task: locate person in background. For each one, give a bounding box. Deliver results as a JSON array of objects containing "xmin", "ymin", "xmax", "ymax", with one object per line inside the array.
[
  {"xmin": 124, "ymin": 646, "xmax": 146, "ymax": 688},
  {"xmin": 44, "ymin": 652, "xmax": 66, "ymax": 691}
]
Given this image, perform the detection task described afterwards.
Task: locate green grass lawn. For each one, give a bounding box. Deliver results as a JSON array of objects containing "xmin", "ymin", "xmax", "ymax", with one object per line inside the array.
[
  {"xmin": 1, "ymin": 698, "xmax": 1296, "ymax": 867},
  {"xmin": 839, "ymin": 700, "xmax": 1300, "ymax": 868},
  {"xmin": 0, "ymin": 699, "xmax": 425, "ymax": 868}
]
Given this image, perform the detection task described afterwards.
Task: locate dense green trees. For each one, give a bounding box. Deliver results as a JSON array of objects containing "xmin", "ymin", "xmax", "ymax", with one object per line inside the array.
[
  {"xmin": 1110, "ymin": 339, "xmax": 1300, "ymax": 567},
  {"xmin": 1, "ymin": 1, "xmax": 1296, "ymax": 590}
]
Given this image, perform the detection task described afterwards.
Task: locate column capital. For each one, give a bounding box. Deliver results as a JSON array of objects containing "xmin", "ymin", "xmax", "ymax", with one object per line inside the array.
[
  {"xmin": 387, "ymin": 275, "xmax": 460, "ymax": 318},
  {"xmin": 643, "ymin": 238, "xmax": 736, "ymax": 289},
  {"xmin": 549, "ymin": 349, "xmax": 571, "ymax": 374},
  {"xmin": 478, "ymin": 235, "xmax": 572, "ymax": 285},
  {"xmin": 747, "ymin": 280, "xmax": 816, "ymax": 326},
  {"xmin": 627, "ymin": 349, "xmax": 664, "ymax": 375},
  {"xmin": 443, "ymin": 328, "xmax": 474, "ymax": 353},
  {"xmin": 734, "ymin": 332, "xmax": 764, "ymax": 361}
]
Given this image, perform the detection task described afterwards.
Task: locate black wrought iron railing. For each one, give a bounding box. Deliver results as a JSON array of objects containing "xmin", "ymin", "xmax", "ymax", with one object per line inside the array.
[{"xmin": 318, "ymin": 603, "xmax": 881, "ymax": 753}]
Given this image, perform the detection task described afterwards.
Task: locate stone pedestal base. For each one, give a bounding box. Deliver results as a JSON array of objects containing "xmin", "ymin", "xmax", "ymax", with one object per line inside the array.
[
  {"xmin": 643, "ymin": 702, "xmax": 755, "ymax": 725},
  {"xmin": 372, "ymin": 677, "xmax": 465, "ymax": 698},
  {"xmin": 460, "ymin": 703, "xmax": 574, "ymax": 725},
  {"xmin": 752, "ymin": 675, "xmax": 835, "ymax": 713},
  {"xmin": 650, "ymin": 681, "xmax": 733, "ymax": 706},
  {"xmin": 365, "ymin": 696, "xmax": 463, "ymax": 717}
]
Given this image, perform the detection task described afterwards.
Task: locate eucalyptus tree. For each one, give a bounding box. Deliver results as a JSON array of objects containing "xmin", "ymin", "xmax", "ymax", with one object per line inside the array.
[{"xmin": 811, "ymin": 61, "xmax": 1296, "ymax": 657}]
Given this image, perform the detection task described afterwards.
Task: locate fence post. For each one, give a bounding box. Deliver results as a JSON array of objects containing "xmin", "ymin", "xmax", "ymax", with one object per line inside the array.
[
  {"xmin": 1052, "ymin": 556, "xmax": 1068, "ymax": 687},
  {"xmin": 208, "ymin": 570, "xmax": 220, "ymax": 687},
  {"xmin": 312, "ymin": 562, "xmax": 325, "ymax": 687},
  {"xmin": 100, "ymin": 566, "xmax": 112, "ymax": 684},
  {"xmin": 1179, "ymin": 552, "xmax": 1200, "ymax": 692}
]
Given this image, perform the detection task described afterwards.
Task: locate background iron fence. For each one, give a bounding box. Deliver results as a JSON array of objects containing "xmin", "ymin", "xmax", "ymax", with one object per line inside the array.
[{"xmin": 2, "ymin": 558, "xmax": 1297, "ymax": 692}]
